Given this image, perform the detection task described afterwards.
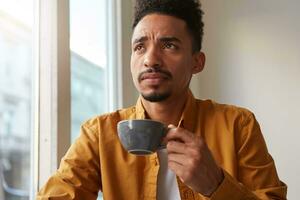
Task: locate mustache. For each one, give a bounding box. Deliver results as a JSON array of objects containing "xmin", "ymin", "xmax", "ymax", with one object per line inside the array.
[{"xmin": 138, "ymin": 67, "xmax": 173, "ymax": 82}]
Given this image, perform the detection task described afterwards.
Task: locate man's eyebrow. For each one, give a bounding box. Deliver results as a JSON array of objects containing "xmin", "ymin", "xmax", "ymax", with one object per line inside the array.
[
  {"xmin": 159, "ymin": 36, "xmax": 181, "ymax": 43},
  {"xmin": 132, "ymin": 36, "xmax": 181, "ymax": 44},
  {"xmin": 132, "ymin": 36, "xmax": 148, "ymax": 44}
]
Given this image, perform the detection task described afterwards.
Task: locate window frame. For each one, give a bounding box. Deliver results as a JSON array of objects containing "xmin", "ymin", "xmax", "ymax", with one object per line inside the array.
[
  {"xmin": 33, "ymin": 0, "xmax": 71, "ymax": 196},
  {"xmin": 33, "ymin": 0, "xmax": 135, "ymax": 198}
]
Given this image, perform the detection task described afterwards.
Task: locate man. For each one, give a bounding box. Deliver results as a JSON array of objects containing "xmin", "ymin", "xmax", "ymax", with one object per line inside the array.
[{"xmin": 37, "ymin": 0, "xmax": 287, "ymax": 199}]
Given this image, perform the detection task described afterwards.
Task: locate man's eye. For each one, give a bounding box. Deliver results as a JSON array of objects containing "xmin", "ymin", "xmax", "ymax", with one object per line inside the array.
[
  {"xmin": 163, "ymin": 42, "xmax": 177, "ymax": 49},
  {"xmin": 134, "ymin": 44, "xmax": 144, "ymax": 52}
]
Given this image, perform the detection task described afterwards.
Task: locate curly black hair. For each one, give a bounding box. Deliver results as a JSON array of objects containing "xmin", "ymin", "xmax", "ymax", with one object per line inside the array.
[{"xmin": 132, "ymin": 0, "xmax": 204, "ymax": 52}]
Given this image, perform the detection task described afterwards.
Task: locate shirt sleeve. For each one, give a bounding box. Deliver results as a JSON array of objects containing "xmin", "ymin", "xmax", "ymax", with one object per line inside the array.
[
  {"xmin": 208, "ymin": 170, "xmax": 286, "ymax": 200},
  {"xmin": 206, "ymin": 111, "xmax": 287, "ymax": 200},
  {"xmin": 36, "ymin": 123, "xmax": 101, "ymax": 200}
]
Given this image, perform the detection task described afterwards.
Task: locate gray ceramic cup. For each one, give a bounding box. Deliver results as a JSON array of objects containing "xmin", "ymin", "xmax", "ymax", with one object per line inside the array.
[{"xmin": 117, "ymin": 119, "xmax": 168, "ymax": 155}]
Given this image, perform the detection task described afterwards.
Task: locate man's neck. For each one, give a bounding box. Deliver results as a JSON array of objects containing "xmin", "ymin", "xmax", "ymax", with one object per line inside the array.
[{"xmin": 141, "ymin": 90, "xmax": 189, "ymax": 126}]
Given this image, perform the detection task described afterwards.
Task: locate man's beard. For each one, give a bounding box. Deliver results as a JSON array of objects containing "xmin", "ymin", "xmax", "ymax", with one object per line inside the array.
[
  {"xmin": 141, "ymin": 90, "xmax": 171, "ymax": 102},
  {"xmin": 138, "ymin": 67, "xmax": 173, "ymax": 102}
]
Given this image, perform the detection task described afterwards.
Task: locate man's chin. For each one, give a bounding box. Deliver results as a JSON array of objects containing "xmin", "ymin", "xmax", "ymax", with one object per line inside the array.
[{"xmin": 141, "ymin": 91, "xmax": 171, "ymax": 102}]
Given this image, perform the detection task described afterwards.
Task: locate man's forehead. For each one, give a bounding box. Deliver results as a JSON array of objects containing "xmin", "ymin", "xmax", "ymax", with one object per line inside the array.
[
  {"xmin": 132, "ymin": 31, "xmax": 180, "ymax": 42},
  {"xmin": 132, "ymin": 14, "xmax": 187, "ymax": 42}
]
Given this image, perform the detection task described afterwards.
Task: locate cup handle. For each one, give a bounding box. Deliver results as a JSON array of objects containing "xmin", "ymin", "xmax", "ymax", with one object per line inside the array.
[
  {"xmin": 157, "ymin": 143, "xmax": 166, "ymax": 150},
  {"xmin": 157, "ymin": 126, "xmax": 170, "ymax": 150}
]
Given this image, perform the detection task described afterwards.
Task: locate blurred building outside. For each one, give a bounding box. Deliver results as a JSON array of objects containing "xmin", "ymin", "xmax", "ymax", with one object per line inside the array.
[{"xmin": 0, "ymin": 3, "xmax": 105, "ymax": 199}]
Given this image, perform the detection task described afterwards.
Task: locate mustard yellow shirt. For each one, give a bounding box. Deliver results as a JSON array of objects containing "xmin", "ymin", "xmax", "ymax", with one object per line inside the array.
[{"xmin": 37, "ymin": 91, "xmax": 287, "ymax": 200}]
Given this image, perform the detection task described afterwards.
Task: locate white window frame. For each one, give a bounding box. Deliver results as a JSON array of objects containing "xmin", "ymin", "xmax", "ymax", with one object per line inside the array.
[
  {"xmin": 33, "ymin": 0, "xmax": 71, "ymax": 196},
  {"xmin": 32, "ymin": 0, "xmax": 135, "ymax": 198},
  {"xmin": 107, "ymin": 0, "xmax": 123, "ymax": 111}
]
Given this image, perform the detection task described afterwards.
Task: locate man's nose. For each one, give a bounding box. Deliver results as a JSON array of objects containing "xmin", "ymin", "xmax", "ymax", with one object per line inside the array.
[{"xmin": 143, "ymin": 47, "xmax": 162, "ymax": 68}]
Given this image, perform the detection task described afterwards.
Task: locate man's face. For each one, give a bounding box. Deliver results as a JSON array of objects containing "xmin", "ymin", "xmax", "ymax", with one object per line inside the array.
[{"xmin": 131, "ymin": 14, "xmax": 204, "ymax": 102}]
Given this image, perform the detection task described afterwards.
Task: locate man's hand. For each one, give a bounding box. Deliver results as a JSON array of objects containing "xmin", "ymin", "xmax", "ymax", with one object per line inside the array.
[{"xmin": 164, "ymin": 124, "xmax": 224, "ymax": 196}]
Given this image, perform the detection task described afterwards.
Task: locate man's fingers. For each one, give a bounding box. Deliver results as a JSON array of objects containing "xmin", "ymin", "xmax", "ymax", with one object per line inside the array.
[
  {"xmin": 167, "ymin": 124, "xmax": 176, "ymax": 129},
  {"xmin": 168, "ymin": 152, "xmax": 186, "ymax": 164},
  {"xmin": 165, "ymin": 124, "xmax": 194, "ymax": 143},
  {"xmin": 167, "ymin": 140, "xmax": 186, "ymax": 154},
  {"xmin": 168, "ymin": 160, "xmax": 184, "ymax": 177}
]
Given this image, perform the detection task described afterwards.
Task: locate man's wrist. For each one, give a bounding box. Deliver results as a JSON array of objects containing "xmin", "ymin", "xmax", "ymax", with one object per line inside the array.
[{"xmin": 203, "ymin": 168, "xmax": 225, "ymax": 197}]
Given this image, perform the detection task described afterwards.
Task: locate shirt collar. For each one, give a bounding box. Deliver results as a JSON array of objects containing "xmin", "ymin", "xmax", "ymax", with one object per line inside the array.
[
  {"xmin": 177, "ymin": 89, "xmax": 198, "ymax": 132},
  {"xmin": 135, "ymin": 89, "xmax": 198, "ymax": 132},
  {"xmin": 135, "ymin": 96, "xmax": 146, "ymax": 119}
]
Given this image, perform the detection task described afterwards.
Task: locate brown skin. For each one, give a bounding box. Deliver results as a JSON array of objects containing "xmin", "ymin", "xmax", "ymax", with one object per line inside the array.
[
  {"xmin": 165, "ymin": 125, "xmax": 224, "ymax": 196},
  {"xmin": 131, "ymin": 14, "xmax": 223, "ymax": 196}
]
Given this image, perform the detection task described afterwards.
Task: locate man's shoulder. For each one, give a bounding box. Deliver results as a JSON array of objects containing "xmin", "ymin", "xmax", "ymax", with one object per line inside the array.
[
  {"xmin": 81, "ymin": 105, "xmax": 137, "ymax": 128},
  {"xmin": 196, "ymin": 99, "xmax": 254, "ymax": 119}
]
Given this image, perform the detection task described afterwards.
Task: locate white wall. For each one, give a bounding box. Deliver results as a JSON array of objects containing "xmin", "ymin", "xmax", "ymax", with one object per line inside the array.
[{"xmin": 191, "ymin": 1, "xmax": 300, "ymax": 199}]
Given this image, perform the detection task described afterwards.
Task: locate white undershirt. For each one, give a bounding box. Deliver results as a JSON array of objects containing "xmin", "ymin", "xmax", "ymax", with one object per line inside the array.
[{"xmin": 157, "ymin": 149, "xmax": 181, "ymax": 200}]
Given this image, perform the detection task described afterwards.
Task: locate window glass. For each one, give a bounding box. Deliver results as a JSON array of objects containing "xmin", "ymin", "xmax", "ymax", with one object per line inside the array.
[
  {"xmin": 70, "ymin": 0, "xmax": 108, "ymax": 199},
  {"xmin": 70, "ymin": 0, "xmax": 108, "ymax": 141},
  {"xmin": 0, "ymin": 0, "xmax": 33, "ymax": 200}
]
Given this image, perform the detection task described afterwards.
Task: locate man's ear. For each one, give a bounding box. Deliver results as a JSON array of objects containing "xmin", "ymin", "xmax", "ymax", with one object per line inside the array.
[{"xmin": 192, "ymin": 52, "xmax": 206, "ymax": 74}]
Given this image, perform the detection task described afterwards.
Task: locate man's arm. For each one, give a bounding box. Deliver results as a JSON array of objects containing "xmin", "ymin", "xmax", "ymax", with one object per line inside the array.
[
  {"xmin": 207, "ymin": 112, "xmax": 287, "ymax": 199},
  {"xmin": 37, "ymin": 123, "xmax": 101, "ymax": 200},
  {"xmin": 164, "ymin": 112, "xmax": 287, "ymax": 199},
  {"xmin": 165, "ymin": 125, "xmax": 224, "ymax": 196}
]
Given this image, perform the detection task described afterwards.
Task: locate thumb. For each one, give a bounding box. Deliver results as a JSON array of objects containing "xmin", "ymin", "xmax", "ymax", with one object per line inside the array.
[{"xmin": 167, "ymin": 124, "xmax": 176, "ymax": 129}]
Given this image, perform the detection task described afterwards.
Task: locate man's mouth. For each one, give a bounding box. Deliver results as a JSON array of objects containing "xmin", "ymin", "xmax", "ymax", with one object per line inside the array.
[
  {"xmin": 138, "ymin": 68, "xmax": 172, "ymax": 83},
  {"xmin": 140, "ymin": 72, "xmax": 169, "ymax": 81}
]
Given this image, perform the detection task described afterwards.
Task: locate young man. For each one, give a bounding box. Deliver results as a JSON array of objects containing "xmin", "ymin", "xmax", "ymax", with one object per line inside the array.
[{"xmin": 37, "ymin": 0, "xmax": 287, "ymax": 199}]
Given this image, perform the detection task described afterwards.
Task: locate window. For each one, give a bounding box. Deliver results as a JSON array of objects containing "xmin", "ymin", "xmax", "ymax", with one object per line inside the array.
[
  {"xmin": 70, "ymin": 0, "xmax": 108, "ymax": 142},
  {"xmin": 0, "ymin": 0, "xmax": 130, "ymax": 199},
  {"xmin": 70, "ymin": 0, "xmax": 116, "ymax": 199},
  {"xmin": 0, "ymin": 0, "xmax": 34, "ymax": 199}
]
